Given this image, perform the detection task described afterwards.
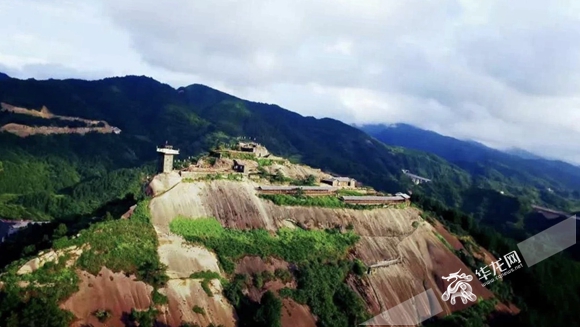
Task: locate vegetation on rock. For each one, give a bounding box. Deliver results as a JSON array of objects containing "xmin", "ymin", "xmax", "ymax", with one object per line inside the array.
[
  {"xmin": 0, "ymin": 200, "xmax": 167, "ymax": 326},
  {"xmin": 171, "ymin": 217, "xmax": 369, "ymax": 327}
]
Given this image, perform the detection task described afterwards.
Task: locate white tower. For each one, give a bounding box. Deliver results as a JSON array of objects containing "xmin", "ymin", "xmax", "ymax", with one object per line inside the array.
[{"xmin": 156, "ymin": 143, "xmax": 179, "ymax": 173}]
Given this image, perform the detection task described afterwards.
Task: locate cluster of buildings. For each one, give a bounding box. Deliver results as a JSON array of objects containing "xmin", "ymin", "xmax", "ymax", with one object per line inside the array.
[
  {"xmin": 155, "ymin": 142, "xmax": 420, "ymax": 207},
  {"xmin": 256, "ymin": 175, "xmax": 412, "ymax": 206}
]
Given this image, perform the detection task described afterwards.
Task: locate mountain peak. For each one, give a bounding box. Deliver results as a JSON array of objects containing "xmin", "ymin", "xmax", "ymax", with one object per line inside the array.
[{"xmin": 0, "ymin": 72, "xmax": 10, "ymax": 80}]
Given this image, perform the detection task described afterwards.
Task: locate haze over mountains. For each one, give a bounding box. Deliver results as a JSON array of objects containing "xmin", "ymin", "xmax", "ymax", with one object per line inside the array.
[{"xmin": 360, "ymin": 123, "xmax": 580, "ymax": 186}]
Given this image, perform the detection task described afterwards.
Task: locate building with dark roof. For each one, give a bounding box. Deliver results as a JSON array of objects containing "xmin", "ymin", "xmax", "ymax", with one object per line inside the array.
[
  {"xmin": 321, "ymin": 176, "xmax": 356, "ymax": 188},
  {"xmin": 340, "ymin": 194, "xmax": 410, "ymax": 205},
  {"xmin": 257, "ymin": 185, "xmax": 337, "ymax": 196}
]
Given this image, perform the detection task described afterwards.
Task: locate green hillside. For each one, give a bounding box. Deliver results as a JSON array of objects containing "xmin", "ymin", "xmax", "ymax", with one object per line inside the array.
[
  {"xmin": 1, "ymin": 75, "xmax": 576, "ymax": 232},
  {"xmin": 0, "ymin": 75, "xmax": 580, "ymax": 326},
  {"xmin": 0, "ymin": 76, "xmax": 471, "ymax": 222}
]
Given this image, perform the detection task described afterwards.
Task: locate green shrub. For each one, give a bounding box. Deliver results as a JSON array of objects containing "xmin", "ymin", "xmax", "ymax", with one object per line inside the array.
[
  {"xmin": 152, "ymin": 289, "xmax": 168, "ymax": 305},
  {"xmin": 192, "ymin": 305, "xmax": 205, "ymax": 315},
  {"xmin": 352, "ymin": 259, "xmax": 367, "ymax": 276},
  {"xmin": 190, "ymin": 270, "xmax": 222, "ymax": 280},
  {"xmin": 259, "ymin": 194, "xmax": 383, "ymax": 210},
  {"xmin": 274, "ymin": 268, "xmax": 293, "ymax": 284},
  {"xmin": 93, "ymin": 309, "xmax": 112, "ymax": 322},
  {"xmin": 254, "ymin": 291, "xmax": 282, "ymax": 327},
  {"xmin": 253, "ymin": 273, "xmax": 264, "ymax": 289},
  {"xmin": 191, "ymin": 270, "xmax": 224, "ymax": 297},
  {"xmin": 261, "ymin": 270, "xmax": 275, "ymax": 283}
]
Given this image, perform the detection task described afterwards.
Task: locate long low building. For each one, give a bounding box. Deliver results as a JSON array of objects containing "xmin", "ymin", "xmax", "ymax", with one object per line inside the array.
[
  {"xmin": 257, "ymin": 185, "xmax": 338, "ymax": 195},
  {"xmin": 341, "ymin": 193, "xmax": 410, "ymax": 205}
]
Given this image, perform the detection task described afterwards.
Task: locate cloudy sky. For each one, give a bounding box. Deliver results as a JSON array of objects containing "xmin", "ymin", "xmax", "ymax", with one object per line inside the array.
[{"xmin": 1, "ymin": 0, "xmax": 580, "ymax": 163}]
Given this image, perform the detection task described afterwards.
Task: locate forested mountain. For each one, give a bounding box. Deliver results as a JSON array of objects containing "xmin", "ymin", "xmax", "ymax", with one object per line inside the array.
[
  {"xmin": 2, "ymin": 74, "xmax": 579, "ymax": 229},
  {"xmin": 0, "ymin": 75, "xmax": 470, "ymax": 222},
  {"xmin": 1, "ymin": 74, "xmax": 580, "ymax": 327},
  {"xmin": 360, "ymin": 123, "xmax": 580, "ymax": 213},
  {"xmin": 1, "ymin": 75, "xmax": 579, "ymax": 226}
]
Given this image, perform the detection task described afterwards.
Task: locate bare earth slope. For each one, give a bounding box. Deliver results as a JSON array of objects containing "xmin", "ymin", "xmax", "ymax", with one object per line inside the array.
[
  {"xmin": 149, "ymin": 177, "xmax": 501, "ymax": 325},
  {"xmin": 0, "ymin": 102, "xmax": 120, "ymax": 137}
]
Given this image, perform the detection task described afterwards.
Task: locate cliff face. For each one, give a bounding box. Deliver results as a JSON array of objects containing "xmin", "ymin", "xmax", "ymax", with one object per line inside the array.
[{"xmin": 148, "ymin": 177, "xmax": 501, "ymax": 325}]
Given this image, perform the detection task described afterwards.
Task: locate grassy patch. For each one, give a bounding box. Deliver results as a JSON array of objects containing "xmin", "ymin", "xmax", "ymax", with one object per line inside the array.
[
  {"xmin": 171, "ymin": 217, "xmax": 368, "ymax": 327},
  {"xmin": 257, "ymin": 158, "xmax": 274, "ymax": 167},
  {"xmin": 220, "ymin": 151, "xmax": 257, "ymax": 161},
  {"xmin": 337, "ymin": 189, "xmax": 366, "ymax": 196},
  {"xmin": 259, "ymin": 194, "xmax": 384, "ymax": 210},
  {"xmin": 53, "ymin": 201, "xmax": 167, "ymax": 288},
  {"xmin": 0, "ymin": 200, "xmax": 168, "ymax": 326},
  {"xmin": 433, "ymin": 231, "xmax": 454, "ymax": 252},
  {"xmin": 190, "ymin": 270, "xmax": 225, "ymax": 297},
  {"xmin": 170, "ymin": 217, "xmax": 359, "ymax": 274},
  {"xmin": 183, "ymin": 173, "xmax": 243, "ymax": 183},
  {"xmin": 192, "ymin": 305, "xmax": 206, "ymax": 315}
]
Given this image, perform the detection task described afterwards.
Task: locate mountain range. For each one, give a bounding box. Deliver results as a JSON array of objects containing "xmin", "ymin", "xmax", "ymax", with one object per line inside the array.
[
  {"xmin": 360, "ymin": 123, "xmax": 580, "ymax": 211},
  {"xmin": 1, "ymin": 73, "xmax": 580, "ymax": 327},
  {"xmin": 1, "ymin": 74, "xmax": 579, "ymax": 225}
]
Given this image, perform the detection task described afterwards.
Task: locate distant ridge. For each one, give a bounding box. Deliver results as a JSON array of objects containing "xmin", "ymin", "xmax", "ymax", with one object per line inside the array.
[
  {"xmin": 0, "ymin": 72, "xmax": 10, "ymax": 80},
  {"xmin": 504, "ymin": 147, "xmax": 545, "ymax": 160},
  {"xmin": 360, "ymin": 122, "xmax": 580, "ymax": 196}
]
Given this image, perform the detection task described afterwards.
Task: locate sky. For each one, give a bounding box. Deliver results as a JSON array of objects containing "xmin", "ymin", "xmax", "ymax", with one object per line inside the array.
[{"xmin": 1, "ymin": 0, "xmax": 580, "ymax": 164}]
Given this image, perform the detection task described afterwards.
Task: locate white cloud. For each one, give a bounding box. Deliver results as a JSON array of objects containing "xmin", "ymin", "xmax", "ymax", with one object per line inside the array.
[{"xmin": 1, "ymin": 0, "xmax": 580, "ymax": 164}]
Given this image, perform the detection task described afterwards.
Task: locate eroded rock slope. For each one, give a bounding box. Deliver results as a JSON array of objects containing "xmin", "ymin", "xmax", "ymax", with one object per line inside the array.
[{"xmin": 149, "ymin": 177, "xmax": 505, "ymax": 325}]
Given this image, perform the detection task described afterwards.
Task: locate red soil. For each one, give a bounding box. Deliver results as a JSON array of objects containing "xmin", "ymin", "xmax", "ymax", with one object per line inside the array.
[
  {"xmin": 60, "ymin": 267, "xmax": 153, "ymax": 327},
  {"xmin": 433, "ymin": 221, "xmax": 464, "ymax": 251},
  {"xmin": 281, "ymin": 298, "xmax": 317, "ymax": 327}
]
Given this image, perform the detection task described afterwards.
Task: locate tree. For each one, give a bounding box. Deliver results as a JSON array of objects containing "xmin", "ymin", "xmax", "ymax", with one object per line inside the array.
[
  {"xmin": 104, "ymin": 211, "xmax": 114, "ymax": 221},
  {"xmin": 273, "ymin": 170, "xmax": 286, "ymax": 183},
  {"xmin": 254, "ymin": 291, "xmax": 282, "ymax": 327},
  {"xmin": 295, "ymin": 187, "xmax": 305, "ymax": 197},
  {"xmin": 53, "ymin": 223, "xmax": 68, "ymax": 238}
]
